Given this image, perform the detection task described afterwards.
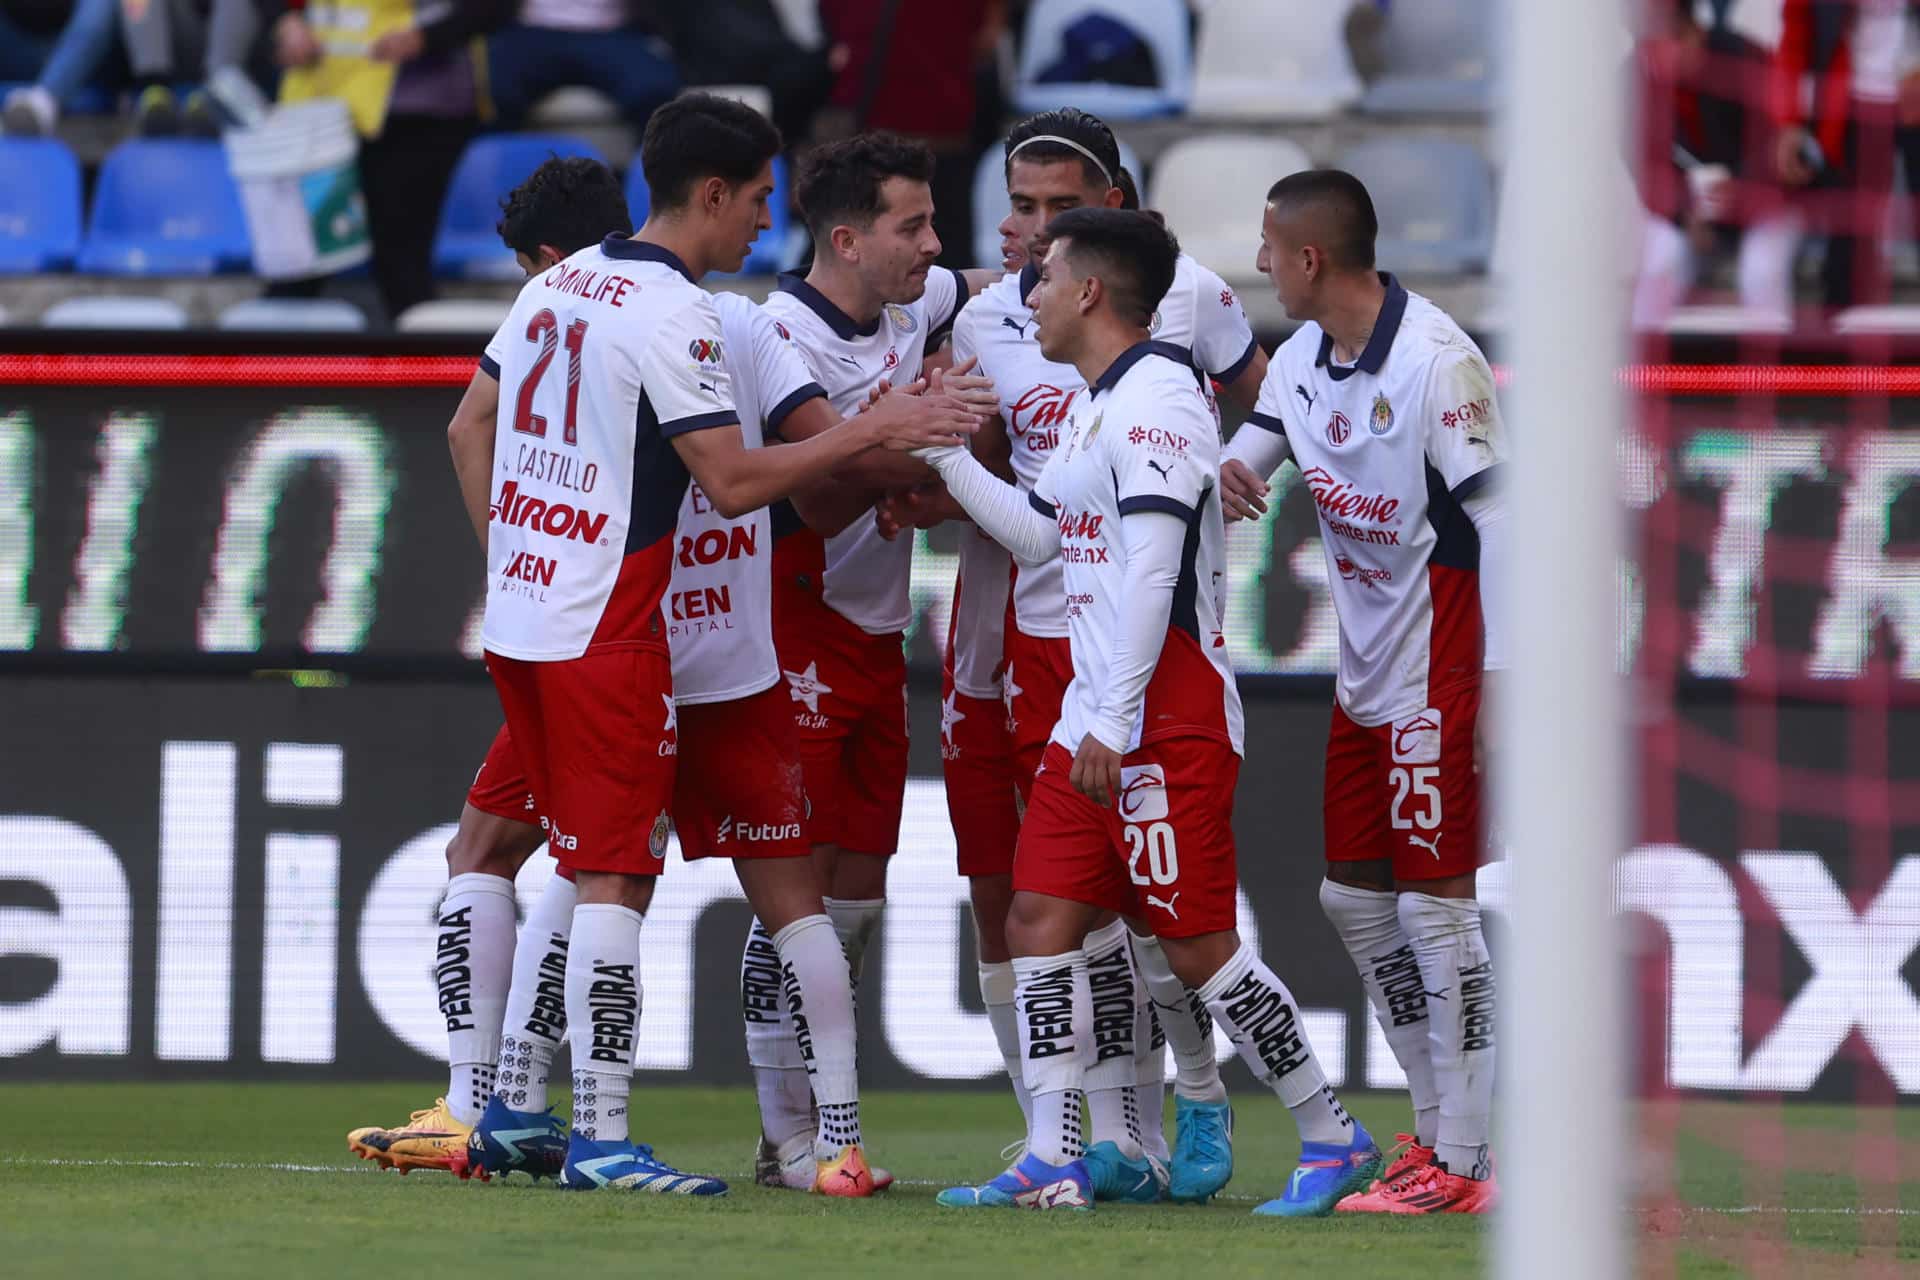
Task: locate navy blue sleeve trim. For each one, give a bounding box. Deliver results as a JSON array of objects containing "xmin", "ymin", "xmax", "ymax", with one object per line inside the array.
[
  {"xmin": 1450, "ymin": 463, "xmax": 1504, "ymax": 503},
  {"xmin": 1028, "ymin": 490, "xmax": 1057, "ymax": 519},
  {"xmin": 767, "ymin": 382, "xmax": 827, "ymax": 436},
  {"xmin": 1245, "ymin": 410, "xmax": 1288, "ymax": 436},
  {"xmin": 928, "ymin": 267, "xmax": 966, "ymax": 346},
  {"xmin": 660, "ymin": 410, "xmax": 741, "ymax": 438},
  {"xmin": 1118, "ymin": 494, "xmax": 1200, "ymax": 523},
  {"xmin": 1214, "ymin": 335, "xmax": 1259, "ymax": 384},
  {"xmin": 477, "ymin": 354, "xmax": 500, "ymax": 380}
]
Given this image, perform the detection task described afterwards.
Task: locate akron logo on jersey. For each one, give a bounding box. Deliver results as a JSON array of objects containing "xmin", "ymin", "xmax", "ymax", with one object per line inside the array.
[
  {"xmin": 688, "ymin": 338, "xmax": 725, "ymax": 365},
  {"xmin": 884, "ymin": 303, "xmax": 916, "ymax": 333}
]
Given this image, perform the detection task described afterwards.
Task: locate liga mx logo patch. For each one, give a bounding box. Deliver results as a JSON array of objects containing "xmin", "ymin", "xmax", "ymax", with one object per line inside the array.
[
  {"xmin": 688, "ymin": 338, "xmax": 725, "ymax": 365},
  {"xmin": 1117, "ymin": 763, "xmax": 1169, "ymax": 823},
  {"xmin": 1391, "ymin": 709, "xmax": 1442, "ymax": 765}
]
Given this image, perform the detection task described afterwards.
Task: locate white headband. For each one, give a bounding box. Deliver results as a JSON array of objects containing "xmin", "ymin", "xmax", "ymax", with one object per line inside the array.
[{"xmin": 1008, "ymin": 134, "xmax": 1115, "ymax": 189}]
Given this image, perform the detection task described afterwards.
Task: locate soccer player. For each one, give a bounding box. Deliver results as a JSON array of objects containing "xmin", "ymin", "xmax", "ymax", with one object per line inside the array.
[
  {"xmin": 441, "ymin": 95, "xmax": 974, "ymax": 1195},
  {"xmin": 1219, "ymin": 169, "xmax": 1506, "ymax": 1215},
  {"xmin": 916, "ymin": 208, "xmax": 1379, "ymax": 1216}
]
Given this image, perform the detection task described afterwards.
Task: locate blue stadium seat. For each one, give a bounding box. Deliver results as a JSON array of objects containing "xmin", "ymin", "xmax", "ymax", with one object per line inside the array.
[
  {"xmin": 0, "ymin": 82, "xmax": 114, "ymax": 117},
  {"xmin": 625, "ymin": 154, "xmax": 791, "ymax": 277},
  {"xmin": 77, "ymin": 140, "xmax": 251, "ymax": 275},
  {"xmin": 1360, "ymin": 0, "xmax": 1497, "ymax": 117},
  {"xmin": 1340, "ymin": 137, "xmax": 1495, "ymax": 275},
  {"xmin": 1014, "ymin": 0, "xmax": 1193, "ymax": 120},
  {"xmin": 434, "ymin": 134, "xmax": 608, "ymax": 279},
  {"xmin": 0, "ymin": 138, "xmax": 83, "ymax": 272}
]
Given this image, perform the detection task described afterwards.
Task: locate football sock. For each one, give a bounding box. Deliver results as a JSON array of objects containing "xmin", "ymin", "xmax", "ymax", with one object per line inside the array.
[
  {"xmin": 1399, "ymin": 892, "xmax": 1496, "ymax": 1179},
  {"xmin": 979, "ymin": 960, "xmax": 1033, "ymax": 1127},
  {"xmin": 1320, "ymin": 878, "xmax": 1441, "ymax": 1147},
  {"xmin": 438, "ymin": 872, "xmax": 515, "ymax": 1125},
  {"xmin": 772, "ymin": 913, "xmax": 862, "ymax": 1158},
  {"xmin": 741, "ymin": 917, "xmax": 811, "ymax": 1147},
  {"xmin": 493, "ymin": 870, "xmax": 576, "ymax": 1114},
  {"xmin": 1014, "ymin": 950, "xmax": 1090, "ymax": 1167},
  {"xmin": 1198, "ymin": 941, "xmax": 1354, "ymax": 1145},
  {"xmin": 1128, "ymin": 932, "xmax": 1170, "ymax": 1163},
  {"xmin": 1132, "ymin": 931, "xmax": 1227, "ymax": 1103},
  {"xmin": 823, "ymin": 896, "xmax": 884, "ymax": 985},
  {"xmin": 566, "ymin": 903, "xmax": 644, "ymax": 1144},
  {"xmin": 1082, "ymin": 920, "xmax": 1142, "ymax": 1157}
]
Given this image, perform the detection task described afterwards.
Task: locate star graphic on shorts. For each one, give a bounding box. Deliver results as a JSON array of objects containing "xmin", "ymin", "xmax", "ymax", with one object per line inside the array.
[
  {"xmin": 941, "ymin": 690, "xmax": 966, "ymax": 746},
  {"xmin": 1000, "ymin": 664, "xmax": 1023, "ymax": 731},
  {"xmin": 662, "ymin": 695, "xmax": 677, "ymax": 734},
  {"xmin": 783, "ymin": 661, "xmax": 832, "ymax": 714}
]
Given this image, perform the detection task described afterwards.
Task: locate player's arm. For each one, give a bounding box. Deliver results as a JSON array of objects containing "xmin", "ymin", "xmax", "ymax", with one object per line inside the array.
[
  {"xmin": 1219, "ymin": 367, "xmax": 1293, "ymax": 521},
  {"xmin": 1217, "ymin": 344, "xmax": 1269, "ymax": 412},
  {"xmin": 447, "ymin": 366, "xmax": 500, "ymax": 550},
  {"xmin": 1191, "ymin": 265, "xmax": 1268, "ymax": 413},
  {"xmin": 779, "ymin": 396, "xmax": 882, "ymax": 537},
  {"xmin": 916, "ymin": 442, "xmax": 1059, "ymax": 565}
]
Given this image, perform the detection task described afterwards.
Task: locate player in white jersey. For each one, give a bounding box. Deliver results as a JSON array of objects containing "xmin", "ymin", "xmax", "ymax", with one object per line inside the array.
[
  {"xmin": 1219, "ymin": 170, "xmax": 1508, "ymax": 1215},
  {"xmin": 914, "ymin": 209, "xmax": 1378, "ymax": 1216},
  {"xmin": 439, "ymin": 96, "xmax": 974, "ymax": 1197}
]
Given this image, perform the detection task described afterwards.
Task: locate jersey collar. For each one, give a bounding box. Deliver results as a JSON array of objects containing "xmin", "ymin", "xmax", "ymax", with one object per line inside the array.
[
  {"xmin": 775, "ymin": 272, "xmax": 881, "ymax": 339},
  {"xmin": 1314, "ymin": 273, "xmax": 1408, "ymax": 381},
  {"xmin": 1017, "ymin": 261, "xmax": 1039, "ymax": 305},
  {"xmin": 1089, "ymin": 339, "xmax": 1195, "ymax": 393},
  {"xmin": 600, "ymin": 234, "xmax": 697, "ymax": 283}
]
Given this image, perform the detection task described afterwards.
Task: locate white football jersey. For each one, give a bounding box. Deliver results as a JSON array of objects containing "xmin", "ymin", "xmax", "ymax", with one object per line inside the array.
[
  {"xmin": 1225, "ymin": 275, "xmax": 1504, "ymax": 728},
  {"xmin": 669, "ymin": 293, "xmax": 826, "ymax": 704},
  {"xmin": 946, "ymin": 529, "xmax": 1010, "ymax": 700},
  {"xmin": 1031, "ymin": 343, "xmax": 1245, "ymax": 756},
  {"xmin": 956, "ymin": 253, "xmax": 1257, "ymax": 640},
  {"xmin": 480, "ymin": 236, "xmax": 737, "ymax": 662},
  {"xmin": 762, "ymin": 267, "xmax": 966, "ymax": 635}
]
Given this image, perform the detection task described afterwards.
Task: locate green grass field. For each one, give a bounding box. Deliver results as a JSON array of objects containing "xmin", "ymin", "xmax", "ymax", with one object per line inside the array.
[{"xmin": 0, "ymin": 1084, "xmax": 1914, "ymax": 1278}]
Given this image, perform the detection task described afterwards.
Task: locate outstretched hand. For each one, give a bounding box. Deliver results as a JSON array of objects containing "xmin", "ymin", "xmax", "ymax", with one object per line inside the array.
[
  {"xmin": 1221, "ymin": 459, "xmax": 1271, "ymax": 522},
  {"xmin": 860, "ymin": 379, "xmax": 976, "ymax": 453},
  {"xmin": 928, "ymin": 355, "xmax": 1000, "ymax": 418}
]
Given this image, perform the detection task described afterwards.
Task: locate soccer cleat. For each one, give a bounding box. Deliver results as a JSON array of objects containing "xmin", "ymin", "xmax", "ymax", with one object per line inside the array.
[
  {"xmin": 1252, "ymin": 1121, "xmax": 1384, "ymax": 1218},
  {"xmin": 1167, "ymin": 1096, "xmax": 1233, "ymax": 1203},
  {"xmin": 346, "ymin": 1098, "xmax": 471, "ymax": 1174},
  {"xmin": 1083, "ymin": 1140, "xmax": 1168, "ymax": 1203},
  {"xmin": 558, "ymin": 1132, "xmax": 728, "ymax": 1195},
  {"xmin": 812, "ymin": 1144, "xmax": 878, "ymax": 1197},
  {"xmin": 1336, "ymin": 1161, "xmax": 1498, "ymax": 1214},
  {"xmin": 459, "ymin": 1095, "xmax": 567, "ymax": 1182},
  {"xmin": 936, "ymin": 1151, "xmax": 1094, "ymax": 1211},
  {"xmin": 755, "ymin": 1134, "xmax": 895, "ymax": 1192},
  {"xmin": 1375, "ymin": 1132, "xmax": 1437, "ymax": 1186}
]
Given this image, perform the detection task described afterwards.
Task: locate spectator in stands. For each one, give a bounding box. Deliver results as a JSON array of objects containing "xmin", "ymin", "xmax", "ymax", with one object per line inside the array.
[
  {"xmin": 485, "ymin": 0, "xmax": 679, "ymax": 129},
  {"xmin": 118, "ymin": 0, "xmax": 261, "ymax": 136},
  {"xmin": 0, "ymin": 0, "xmax": 122, "ymax": 135},
  {"xmin": 268, "ymin": 0, "xmax": 512, "ymax": 323}
]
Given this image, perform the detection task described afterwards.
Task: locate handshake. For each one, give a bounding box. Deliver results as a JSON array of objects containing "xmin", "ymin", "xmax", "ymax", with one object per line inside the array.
[{"xmin": 857, "ymin": 358, "xmax": 1000, "ymax": 540}]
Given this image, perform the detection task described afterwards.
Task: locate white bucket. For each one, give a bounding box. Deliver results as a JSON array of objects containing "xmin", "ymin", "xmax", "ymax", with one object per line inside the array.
[{"xmin": 224, "ymin": 99, "xmax": 371, "ymax": 281}]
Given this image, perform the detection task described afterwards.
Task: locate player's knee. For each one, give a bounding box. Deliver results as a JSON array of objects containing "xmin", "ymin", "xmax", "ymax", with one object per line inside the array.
[{"xmin": 1326, "ymin": 859, "xmax": 1394, "ymax": 893}]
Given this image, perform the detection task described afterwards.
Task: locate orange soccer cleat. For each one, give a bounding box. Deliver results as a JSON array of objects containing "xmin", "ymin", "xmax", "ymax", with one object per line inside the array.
[
  {"xmin": 1376, "ymin": 1132, "xmax": 1437, "ymax": 1186},
  {"xmin": 812, "ymin": 1143, "xmax": 879, "ymax": 1198},
  {"xmin": 1336, "ymin": 1162, "xmax": 1497, "ymax": 1214}
]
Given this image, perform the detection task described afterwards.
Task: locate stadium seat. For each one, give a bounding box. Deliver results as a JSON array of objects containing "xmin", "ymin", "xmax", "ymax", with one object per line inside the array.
[
  {"xmin": 76, "ymin": 140, "xmax": 252, "ymax": 275},
  {"xmin": 434, "ymin": 134, "xmax": 609, "ymax": 280},
  {"xmin": 970, "ymin": 138, "xmax": 1142, "ymax": 270},
  {"xmin": 1014, "ymin": 0, "xmax": 1193, "ymax": 119},
  {"xmin": 1147, "ymin": 135, "xmax": 1311, "ymax": 285},
  {"xmin": 0, "ymin": 138, "xmax": 83, "ymax": 272},
  {"xmin": 627, "ymin": 153, "xmax": 792, "ymax": 276},
  {"xmin": 1660, "ymin": 304, "xmax": 1792, "ymax": 335},
  {"xmin": 1340, "ymin": 137, "xmax": 1494, "ymax": 274},
  {"xmin": 395, "ymin": 297, "xmax": 514, "ymax": 334},
  {"xmin": 1360, "ymin": 0, "xmax": 1497, "ymax": 116},
  {"xmin": 41, "ymin": 296, "xmax": 191, "ymax": 329},
  {"xmin": 1189, "ymin": 0, "xmax": 1362, "ymax": 122},
  {"xmin": 1831, "ymin": 306, "xmax": 1920, "ymax": 335},
  {"xmin": 217, "ymin": 297, "xmax": 368, "ymax": 331}
]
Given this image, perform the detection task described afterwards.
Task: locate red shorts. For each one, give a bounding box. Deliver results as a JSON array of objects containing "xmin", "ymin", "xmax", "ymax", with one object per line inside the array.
[
  {"xmin": 1013, "ymin": 737, "xmax": 1240, "ymax": 939},
  {"xmin": 467, "ymin": 723, "xmax": 540, "ymax": 824},
  {"xmin": 941, "ymin": 676, "xmax": 1021, "ymax": 878},
  {"xmin": 1003, "ymin": 625, "xmax": 1074, "ymax": 805},
  {"xmin": 673, "ymin": 682, "xmax": 810, "ymax": 860},
  {"xmin": 485, "ymin": 647, "xmax": 677, "ymax": 876},
  {"xmin": 1324, "ymin": 680, "xmax": 1483, "ymax": 881},
  {"xmin": 771, "ymin": 584, "xmax": 908, "ymax": 856}
]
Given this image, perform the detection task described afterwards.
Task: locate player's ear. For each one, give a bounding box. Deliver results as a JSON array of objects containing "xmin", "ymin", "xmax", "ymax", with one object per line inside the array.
[
  {"xmin": 700, "ymin": 174, "xmax": 731, "ymax": 216},
  {"xmin": 1101, "ymin": 185, "xmax": 1125, "ymax": 209},
  {"xmin": 829, "ymin": 223, "xmax": 860, "ymax": 264},
  {"xmin": 1079, "ymin": 273, "xmax": 1101, "ymax": 317},
  {"xmin": 537, "ymin": 244, "xmax": 564, "ymax": 270}
]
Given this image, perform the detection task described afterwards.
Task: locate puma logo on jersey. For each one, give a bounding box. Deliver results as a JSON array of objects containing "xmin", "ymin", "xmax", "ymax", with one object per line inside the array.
[
  {"xmin": 1295, "ymin": 384, "xmax": 1318, "ymax": 413},
  {"xmin": 698, "ymin": 381, "xmax": 717, "ymax": 394},
  {"xmin": 1013, "ymin": 1178, "xmax": 1088, "ymax": 1209},
  {"xmin": 1146, "ymin": 460, "xmax": 1173, "ymax": 483},
  {"xmin": 1145, "ymin": 891, "xmax": 1181, "ymax": 920},
  {"xmin": 1407, "ymin": 831, "xmax": 1443, "ymax": 859},
  {"xmin": 1002, "ymin": 316, "xmax": 1031, "ymax": 337}
]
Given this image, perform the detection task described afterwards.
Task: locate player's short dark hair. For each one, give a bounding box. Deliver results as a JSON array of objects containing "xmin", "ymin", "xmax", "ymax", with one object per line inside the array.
[
  {"xmin": 1003, "ymin": 108, "xmax": 1122, "ymax": 192},
  {"xmin": 641, "ymin": 92, "xmax": 783, "ymax": 212},
  {"xmin": 1044, "ymin": 207, "xmax": 1179, "ymax": 328},
  {"xmin": 496, "ymin": 156, "xmax": 632, "ymax": 259},
  {"xmin": 794, "ymin": 132, "xmax": 936, "ymax": 237},
  {"xmin": 1266, "ymin": 169, "xmax": 1378, "ymax": 271}
]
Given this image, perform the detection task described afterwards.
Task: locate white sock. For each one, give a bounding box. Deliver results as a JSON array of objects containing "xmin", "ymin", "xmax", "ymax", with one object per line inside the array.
[
  {"xmin": 438, "ymin": 872, "xmax": 516, "ymax": 1125},
  {"xmin": 824, "ymin": 896, "xmax": 884, "ymax": 985},
  {"xmin": 979, "ymin": 960, "xmax": 1032, "ymax": 1126},
  {"xmin": 1320, "ymin": 879, "xmax": 1441, "ymax": 1146},
  {"xmin": 1128, "ymin": 932, "xmax": 1169, "ymax": 1163},
  {"xmin": 566, "ymin": 902, "xmax": 644, "ymax": 1145},
  {"xmin": 1132, "ymin": 932, "xmax": 1226, "ymax": 1103},
  {"xmin": 1398, "ymin": 892, "xmax": 1496, "ymax": 1179},
  {"xmin": 494, "ymin": 871, "xmax": 576, "ymax": 1114},
  {"xmin": 1082, "ymin": 920, "xmax": 1141, "ymax": 1156},
  {"xmin": 1015, "ymin": 950, "xmax": 1089, "ymax": 1167},
  {"xmin": 773, "ymin": 913, "xmax": 862, "ymax": 1157},
  {"xmin": 1198, "ymin": 942, "xmax": 1354, "ymax": 1145},
  {"xmin": 741, "ymin": 917, "xmax": 811, "ymax": 1147}
]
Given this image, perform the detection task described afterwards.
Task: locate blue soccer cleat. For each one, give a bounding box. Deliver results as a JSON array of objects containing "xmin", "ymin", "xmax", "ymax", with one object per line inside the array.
[
  {"xmin": 936, "ymin": 1151, "xmax": 1094, "ymax": 1211},
  {"xmin": 1251, "ymin": 1121, "xmax": 1384, "ymax": 1218},
  {"xmin": 558, "ymin": 1132, "xmax": 729, "ymax": 1196},
  {"xmin": 458, "ymin": 1095, "xmax": 567, "ymax": 1182},
  {"xmin": 1083, "ymin": 1140, "xmax": 1168, "ymax": 1203},
  {"xmin": 1168, "ymin": 1096, "xmax": 1234, "ymax": 1203}
]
